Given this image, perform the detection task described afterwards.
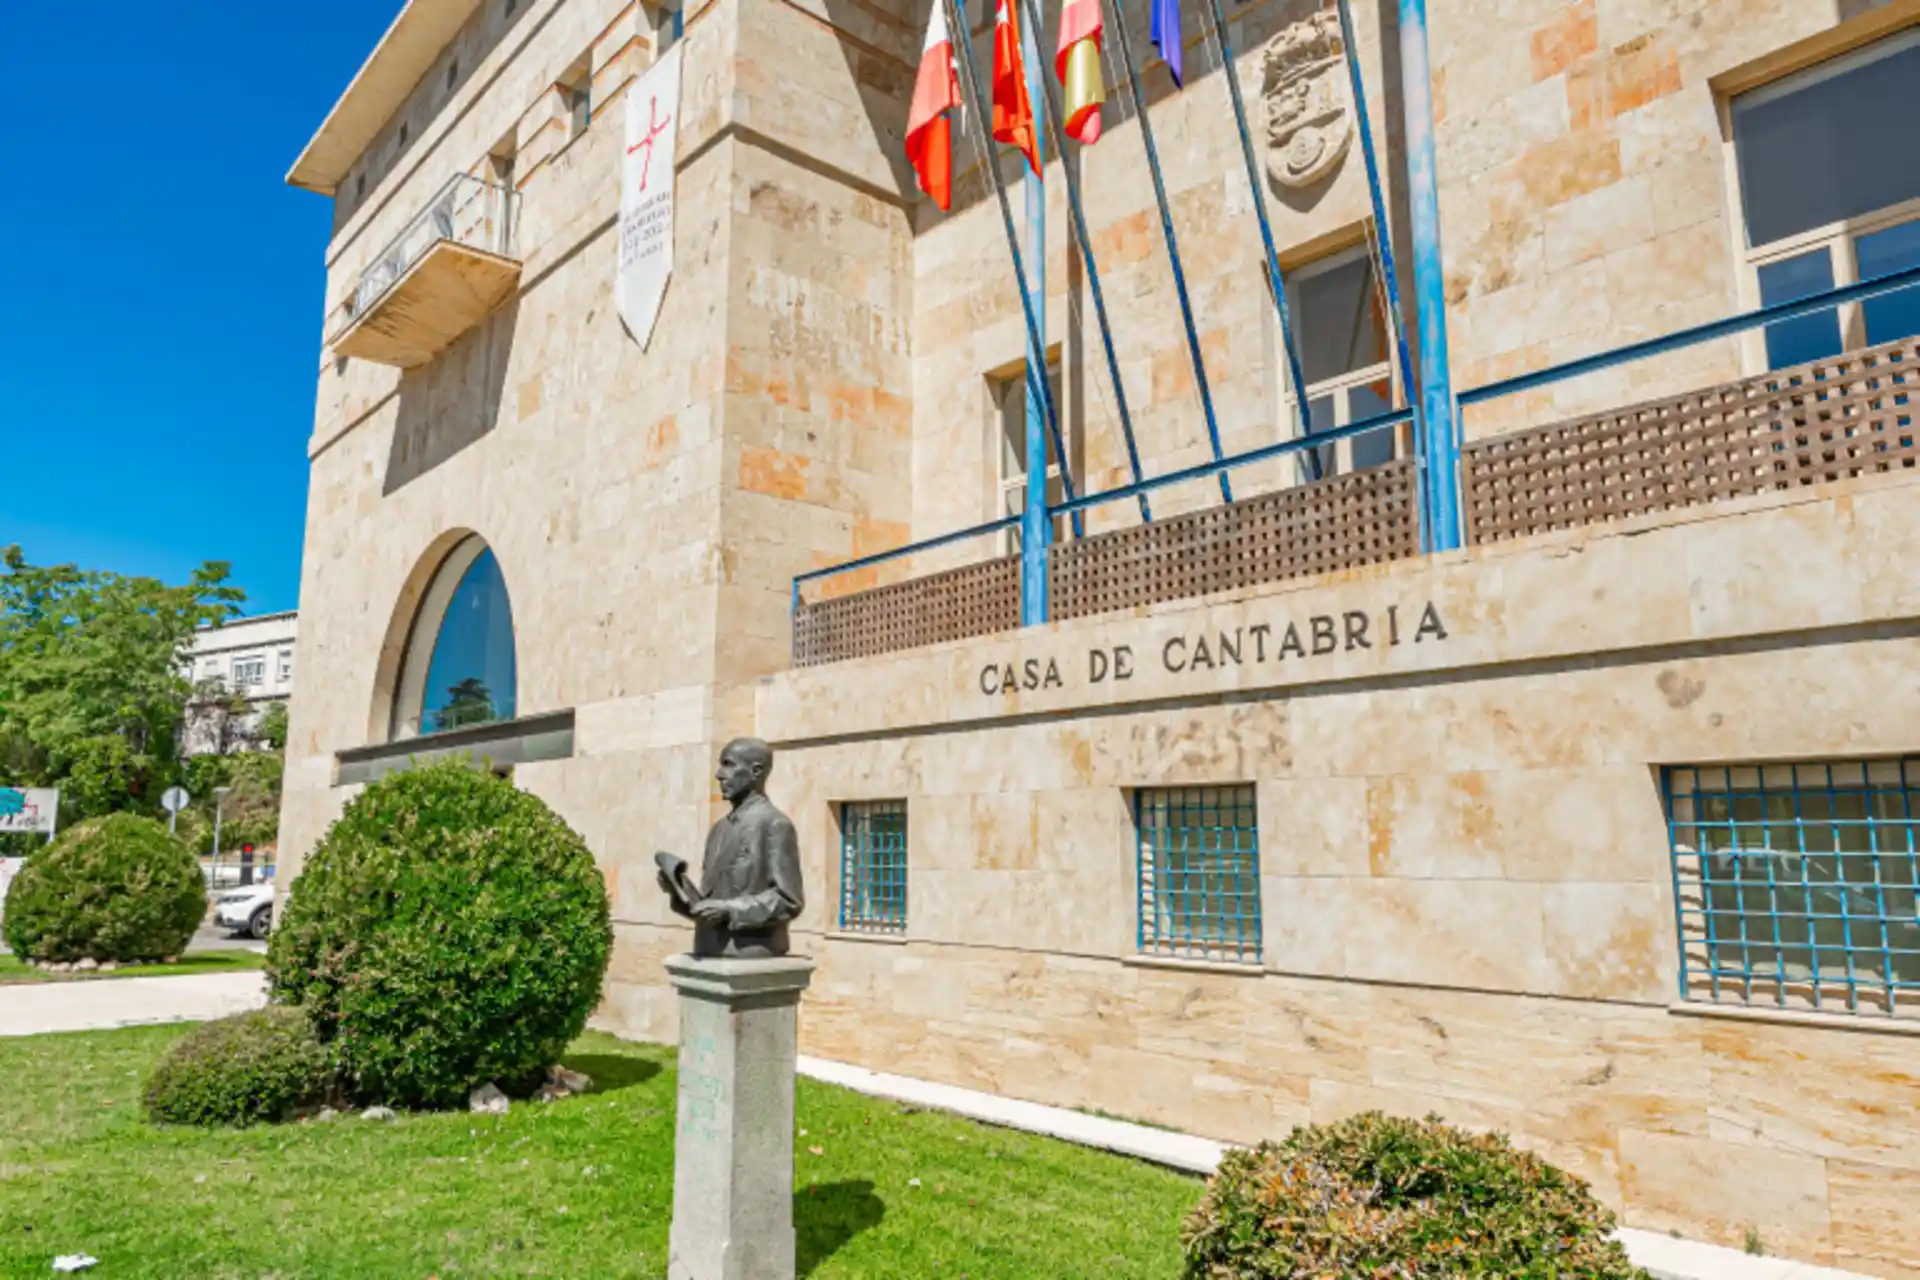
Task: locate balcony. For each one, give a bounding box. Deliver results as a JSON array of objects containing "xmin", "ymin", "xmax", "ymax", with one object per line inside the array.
[{"xmin": 327, "ymin": 174, "xmax": 520, "ymax": 368}]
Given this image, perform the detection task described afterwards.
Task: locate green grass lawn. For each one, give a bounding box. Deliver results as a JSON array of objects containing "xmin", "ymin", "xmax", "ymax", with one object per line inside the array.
[
  {"xmin": 0, "ymin": 1027, "xmax": 1199, "ymax": 1279},
  {"xmin": 0, "ymin": 951, "xmax": 265, "ymax": 985}
]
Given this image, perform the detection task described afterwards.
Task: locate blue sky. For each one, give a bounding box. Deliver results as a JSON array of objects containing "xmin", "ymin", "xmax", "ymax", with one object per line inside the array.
[{"xmin": 0, "ymin": 2, "xmax": 401, "ymax": 615}]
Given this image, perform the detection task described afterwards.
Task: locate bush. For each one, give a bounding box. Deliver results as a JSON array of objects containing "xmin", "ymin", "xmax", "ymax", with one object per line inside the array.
[
  {"xmin": 143, "ymin": 1006, "xmax": 332, "ymax": 1126},
  {"xmin": 268, "ymin": 760, "xmax": 612, "ymax": 1109},
  {"xmin": 2, "ymin": 814, "xmax": 205, "ymax": 963},
  {"xmin": 1181, "ymin": 1112, "xmax": 1649, "ymax": 1280}
]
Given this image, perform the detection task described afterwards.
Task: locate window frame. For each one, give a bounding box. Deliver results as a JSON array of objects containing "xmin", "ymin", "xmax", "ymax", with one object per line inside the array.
[
  {"xmin": 231, "ymin": 656, "xmax": 267, "ymax": 689},
  {"xmin": 1725, "ymin": 26, "xmax": 1920, "ymax": 372},
  {"xmin": 1281, "ymin": 238, "xmax": 1403, "ymax": 476},
  {"xmin": 990, "ymin": 355, "xmax": 1077, "ymax": 556},
  {"xmin": 1133, "ymin": 784, "xmax": 1263, "ymax": 965},
  {"xmin": 1664, "ymin": 758, "xmax": 1920, "ymax": 1020},
  {"xmin": 837, "ymin": 800, "xmax": 909, "ymax": 935}
]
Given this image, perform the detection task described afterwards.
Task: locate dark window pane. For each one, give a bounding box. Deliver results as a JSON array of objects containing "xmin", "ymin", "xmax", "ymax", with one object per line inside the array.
[
  {"xmin": 421, "ymin": 548, "xmax": 518, "ymax": 734},
  {"xmin": 1758, "ymin": 250, "xmax": 1842, "ymax": 370},
  {"xmin": 1733, "ymin": 33, "xmax": 1920, "ymax": 247},
  {"xmin": 1295, "ymin": 254, "xmax": 1387, "ymax": 385},
  {"xmin": 1858, "ymin": 220, "xmax": 1920, "ymax": 344},
  {"xmin": 1347, "ymin": 380, "xmax": 1395, "ymax": 470},
  {"xmin": 1305, "ymin": 393, "xmax": 1338, "ymax": 477}
]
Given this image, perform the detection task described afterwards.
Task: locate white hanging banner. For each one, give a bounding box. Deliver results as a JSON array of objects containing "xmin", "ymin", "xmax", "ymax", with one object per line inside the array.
[{"xmin": 618, "ymin": 44, "xmax": 684, "ymax": 348}]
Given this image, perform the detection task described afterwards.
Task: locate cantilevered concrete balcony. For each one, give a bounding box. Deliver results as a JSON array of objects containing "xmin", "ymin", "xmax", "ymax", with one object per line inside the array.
[{"xmin": 327, "ymin": 174, "xmax": 520, "ymax": 369}]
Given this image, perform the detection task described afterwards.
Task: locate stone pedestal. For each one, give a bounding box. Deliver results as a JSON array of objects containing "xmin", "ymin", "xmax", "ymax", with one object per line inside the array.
[{"xmin": 665, "ymin": 954, "xmax": 816, "ymax": 1280}]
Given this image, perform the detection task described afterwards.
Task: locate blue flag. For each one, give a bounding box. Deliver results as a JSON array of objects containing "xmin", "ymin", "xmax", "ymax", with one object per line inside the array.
[{"xmin": 1151, "ymin": 0, "xmax": 1183, "ymax": 85}]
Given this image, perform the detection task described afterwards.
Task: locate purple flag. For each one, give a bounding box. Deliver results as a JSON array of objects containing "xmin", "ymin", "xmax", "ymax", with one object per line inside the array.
[{"xmin": 1151, "ymin": 0, "xmax": 1183, "ymax": 85}]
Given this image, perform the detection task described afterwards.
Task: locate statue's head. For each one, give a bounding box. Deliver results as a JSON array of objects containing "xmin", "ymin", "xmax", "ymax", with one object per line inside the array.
[{"xmin": 716, "ymin": 737, "xmax": 773, "ymax": 803}]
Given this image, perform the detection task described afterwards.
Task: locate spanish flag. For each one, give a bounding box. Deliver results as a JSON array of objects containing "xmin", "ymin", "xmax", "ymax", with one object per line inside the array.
[
  {"xmin": 907, "ymin": 0, "xmax": 961, "ymax": 209},
  {"xmin": 1055, "ymin": 0, "xmax": 1105, "ymax": 145},
  {"xmin": 992, "ymin": 0, "xmax": 1041, "ymax": 173}
]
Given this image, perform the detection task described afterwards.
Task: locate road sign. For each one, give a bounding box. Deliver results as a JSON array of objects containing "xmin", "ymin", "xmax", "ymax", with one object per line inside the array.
[
  {"xmin": 0, "ymin": 787, "xmax": 59, "ymax": 836},
  {"xmin": 160, "ymin": 787, "xmax": 191, "ymax": 815}
]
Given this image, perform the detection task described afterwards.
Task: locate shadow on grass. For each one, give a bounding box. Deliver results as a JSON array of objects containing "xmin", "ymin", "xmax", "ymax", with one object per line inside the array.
[
  {"xmin": 563, "ymin": 1053, "xmax": 663, "ymax": 1095},
  {"xmin": 796, "ymin": 1179, "xmax": 885, "ymax": 1276}
]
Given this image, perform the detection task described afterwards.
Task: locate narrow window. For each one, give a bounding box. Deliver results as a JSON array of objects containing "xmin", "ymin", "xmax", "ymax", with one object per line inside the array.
[
  {"xmin": 277, "ymin": 650, "xmax": 294, "ymax": 684},
  {"xmin": 1731, "ymin": 28, "xmax": 1920, "ymax": 369},
  {"xmin": 839, "ymin": 801, "xmax": 909, "ymax": 934},
  {"xmin": 1135, "ymin": 785, "xmax": 1261, "ymax": 964},
  {"xmin": 1666, "ymin": 760, "xmax": 1920, "ymax": 1019},
  {"xmin": 1285, "ymin": 238, "xmax": 1398, "ymax": 477},
  {"xmin": 991, "ymin": 355, "xmax": 1074, "ymax": 555}
]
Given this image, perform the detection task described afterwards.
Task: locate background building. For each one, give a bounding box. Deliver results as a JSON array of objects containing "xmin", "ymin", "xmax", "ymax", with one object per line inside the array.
[
  {"xmin": 181, "ymin": 611, "xmax": 298, "ymax": 757},
  {"xmin": 279, "ymin": 0, "xmax": 1920, "ymax": 1272}
]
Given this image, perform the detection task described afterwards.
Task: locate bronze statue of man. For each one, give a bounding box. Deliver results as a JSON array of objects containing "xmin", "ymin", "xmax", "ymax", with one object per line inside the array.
[{"xmin": 657, "ymin": 737, "xmax": 804, "ymax": 958}]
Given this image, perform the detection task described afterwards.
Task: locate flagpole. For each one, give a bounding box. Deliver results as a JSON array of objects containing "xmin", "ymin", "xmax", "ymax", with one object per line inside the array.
[
  {"xmin": 1016, "ymin": 0, "xmax": 1151, "ymax": 523},
  {"xmin": 1019, "ymin": 0, "xmax": 1050, "ymax": 626},
  {"xmin": 1105, "ymin": 0, "xmax": 1232, "ymax": 503}
]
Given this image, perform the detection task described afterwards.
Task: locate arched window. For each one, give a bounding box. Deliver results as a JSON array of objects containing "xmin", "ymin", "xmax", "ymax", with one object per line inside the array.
[{"xmin": 392, "ymin": 537, "xmax": 518, "ymax": 740}]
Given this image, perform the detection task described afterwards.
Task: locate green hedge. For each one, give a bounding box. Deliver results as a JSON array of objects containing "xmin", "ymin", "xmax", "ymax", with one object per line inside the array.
[
  {"xmin": 2, "ymin": 814, "xmax": 205, "ymax": 964},
  {"xmin": 144, "ymin": 1006, "xmax": 332, "ymax": 1127},
  {"xmin": 1181, "ymin": 1112, "xmax": 1649, "ymax": 1279},
  {"xmin": 268, "ymin": 760, "xmax": 612, "ymax": 1109}
]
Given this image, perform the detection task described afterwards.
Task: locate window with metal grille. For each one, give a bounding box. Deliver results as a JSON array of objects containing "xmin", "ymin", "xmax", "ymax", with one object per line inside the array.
[
  {"xmin": 839, "ymin": 801, "xmax": 908, "ymax": 934},
  {"xmin": 1665, "ymin": 760, "xmax": 1920, "ymax": 1019},
  {"xmin": 1135, "ymin": 785, "xmax": 1261, "ymax": 964}
]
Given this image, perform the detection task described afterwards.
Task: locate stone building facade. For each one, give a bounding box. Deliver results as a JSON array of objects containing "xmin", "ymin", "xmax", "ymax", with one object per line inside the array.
[{"xmin": 284, "ymin": 0, "xmax": 1920, "ymax": 1272}]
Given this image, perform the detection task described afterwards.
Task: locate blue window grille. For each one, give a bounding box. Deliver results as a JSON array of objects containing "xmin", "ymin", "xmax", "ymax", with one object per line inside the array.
[
  {"xmin": 838, "ymin": 800, "xmax": 908, "ymax": 934},
  {"xmin": 1135, "ymin": 785, "xmax": 1261, "ymax": 963},
  {"xmin": 1665, "ymin": 760, "xmax": 1920, "ymax": 1018}
]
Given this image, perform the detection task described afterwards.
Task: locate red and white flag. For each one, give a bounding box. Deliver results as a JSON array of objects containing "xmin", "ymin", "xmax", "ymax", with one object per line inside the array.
[
  {"xmin": 906, "ymin": 0, "xmax": 961, "ymax": 210},
  {"xmin": 992, "ymin": 0, "xmax": 1040, "ymax": 173}
]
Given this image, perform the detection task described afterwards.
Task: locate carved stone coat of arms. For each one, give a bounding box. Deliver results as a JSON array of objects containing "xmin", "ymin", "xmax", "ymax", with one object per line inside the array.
[{"xmin": 1261, "ymin": 9, "xmax": 1354, "ymax": 189}]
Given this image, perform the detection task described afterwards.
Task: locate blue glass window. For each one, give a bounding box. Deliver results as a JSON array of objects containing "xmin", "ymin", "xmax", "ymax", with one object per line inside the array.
[
  {"xmin": 1757, "ymin": 250, "xmax": 1842, "ymax": 371},
  {"xmin": 1857, "ymin": 220, "xmax": 1920, "ymax": 346},
  {"xmin": 396, "ymin": 540, "xmax": 518, "ymax": 739}
]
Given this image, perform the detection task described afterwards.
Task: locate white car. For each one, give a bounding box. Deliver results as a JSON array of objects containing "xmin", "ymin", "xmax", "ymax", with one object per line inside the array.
[{"xmin": 213, "ymin": 883, "xmax": 275, "ymax": 940}]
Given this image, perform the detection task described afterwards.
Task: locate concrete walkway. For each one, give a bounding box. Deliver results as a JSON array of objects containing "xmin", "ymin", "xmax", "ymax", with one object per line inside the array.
[
  {"xmin": 0, "ymin": 971, "xmax": 265, "ymax": 1037},
  {"xmin": 796, "ymin": 1055, "xmax": 1875, "ymax": 1280}
]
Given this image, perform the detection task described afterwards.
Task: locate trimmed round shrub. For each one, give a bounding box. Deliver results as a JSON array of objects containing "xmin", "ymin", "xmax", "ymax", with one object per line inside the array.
[
  {"xmin": 143, "ymin": 1006, "xmax": 332, "ymax": 1127},
  {"xmin": 1181, "ymin": 1112, "xmax": 1649, "ymax": 1280},
  {"xmin": 2, "ymin": 814, "xmax": 205, "ymax": 964},
  {"xmin": 268, "ymin": 760, "xmax": 612, "ymax": 1109}
]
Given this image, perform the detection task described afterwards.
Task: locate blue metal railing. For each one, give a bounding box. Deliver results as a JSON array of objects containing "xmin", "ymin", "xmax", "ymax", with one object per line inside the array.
[{"xmin": 792, "ymin": 261, "xmax": 1920, "ymax": 613}]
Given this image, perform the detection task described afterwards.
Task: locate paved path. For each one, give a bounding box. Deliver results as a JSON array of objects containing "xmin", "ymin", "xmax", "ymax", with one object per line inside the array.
[
  {"xmin": 797, "ymin": 1055, "xmax": 1875, "ymax": 1280},
  {"xmin": 0, "ymin": 971, "xmax": 265, "ymax": 1037}
]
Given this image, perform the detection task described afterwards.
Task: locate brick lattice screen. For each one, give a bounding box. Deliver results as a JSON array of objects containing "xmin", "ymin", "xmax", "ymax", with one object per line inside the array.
[
  {"xmin": 791, "ymin": 555, "xmax": 1020, "ymax": 667},
  {"xmin": 791, "ymin": 338, "xmax": 1919, "ymax": 667},
  {"xmin": 1463, "ymin": 338, "xmax": 1920, "ymax": 543},
  {"xmin": 1051, "ymin": 461, "xmax": 1419, "ymax": 622}
]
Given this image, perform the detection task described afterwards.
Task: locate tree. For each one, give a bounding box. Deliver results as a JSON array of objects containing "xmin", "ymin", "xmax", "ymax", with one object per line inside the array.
[
  {"xmin": 432, "ymin": 678, "xmax": 496, "ymax": 732},
  {"xmin": 176, "ymin": 750, "xmax": 283, "ymax": 855},
  {"xmin": 0, "ymin": 546, "xmax": 245, "ymax": 827},
  {"xmin": 257, "ymin": 700, "xmax": 290, "ymax": 751}
]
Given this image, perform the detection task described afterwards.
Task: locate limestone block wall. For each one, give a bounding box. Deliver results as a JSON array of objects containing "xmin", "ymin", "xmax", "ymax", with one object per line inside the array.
[
  {"xmin": 283, "ymin": 0, "xmax": 921, "ymax": 1000},
  {"xmin": 732, "ymin": 470, "xmax": 1920, "ymax": 1277},
  {"xmin": 899, "ymin": 0, "xmax": 1914, "ymax": 573},
  {"xmin": 283, "ymin": 0, "xmax": 744, "ymax": 877}
]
